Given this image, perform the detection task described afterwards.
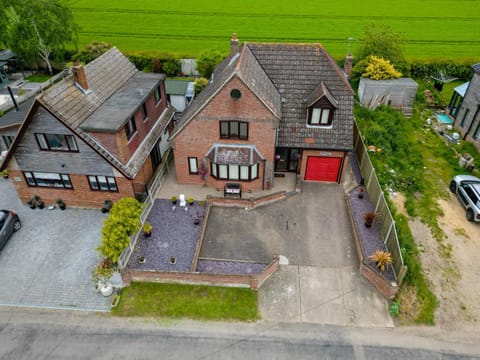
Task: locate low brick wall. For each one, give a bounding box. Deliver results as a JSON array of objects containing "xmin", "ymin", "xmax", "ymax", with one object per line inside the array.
[
  {"xmin": 345, "ymin": 194, "xmax": 399, "ymax": 300},
  {"xmin": 190, "ymin": 203, "xmax": 211, "ymax": 271},
  {"xmin": 122, "ymin": 256, "xmax": 280, "ymax": 290},
  {"xmin": 207, "ymin": 191, "xmax": 289, "ymax": 210}
]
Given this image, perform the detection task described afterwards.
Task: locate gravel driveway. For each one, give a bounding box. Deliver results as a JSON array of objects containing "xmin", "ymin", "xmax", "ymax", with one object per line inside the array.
[{"xmin": 0, "ymin": 180, "xmax": 110, "ymax": 311}]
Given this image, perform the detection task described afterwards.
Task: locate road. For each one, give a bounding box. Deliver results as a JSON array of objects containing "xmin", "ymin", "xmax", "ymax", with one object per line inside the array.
[{"xmin": 0, "ymin": 308, "xmax": 479, "ymax": 359}]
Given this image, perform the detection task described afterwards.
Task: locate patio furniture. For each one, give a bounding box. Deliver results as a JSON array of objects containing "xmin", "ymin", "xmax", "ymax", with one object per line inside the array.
[{"xmin": 224, "ymin": 183, "xmax": 242, "ymax": 199}]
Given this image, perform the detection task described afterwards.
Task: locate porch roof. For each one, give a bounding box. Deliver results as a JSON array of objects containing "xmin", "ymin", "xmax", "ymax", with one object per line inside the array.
[
  {"xmin": 454, "ymin": 82, "xmax": 470, "ymax": 97},
  {"xmin": 205, "ymin": 144, "xmax": 263, "ymax": 165}
]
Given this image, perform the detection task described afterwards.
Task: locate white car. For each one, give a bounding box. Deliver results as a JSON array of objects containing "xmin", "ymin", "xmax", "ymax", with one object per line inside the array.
[{"xmin": 450, "ymin": 175, "xmax": 480, "ymax": 222}]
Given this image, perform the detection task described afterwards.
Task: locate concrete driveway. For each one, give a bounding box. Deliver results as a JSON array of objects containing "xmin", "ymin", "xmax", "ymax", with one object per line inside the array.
[
  {"xmin": 202, "ymin": 182, "xmax": 393, "ymax": 327},
  {"xmin": 0, "ymin": 180, "xmax": 110, "ymax": 311}
]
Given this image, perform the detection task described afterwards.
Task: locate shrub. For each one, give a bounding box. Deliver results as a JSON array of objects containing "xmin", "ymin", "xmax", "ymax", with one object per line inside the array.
[
  {"xmin": 369, "ymin": 249, "xmax": 393, "ymax": 272},
  {"xmin": 74, "ymin": 41, "xmax": 112, "ymax": 63},
  {"xmin": 97, "ymin": 198, "xmax": 143, "ymax": 264},
  {"xmin": 162, "ymin": 56, "xmax": 181, "ymax": 77},
  {"xmin": 194, "ymin": 77, "xmax": 209, "ymax": 95},
  {"xmin": 362, "ymin": 56, "xmax": 402, "ymax": 80},
  {"xmin": 196, "ymin": 49, "xmax": 225, "ymax": 78}
]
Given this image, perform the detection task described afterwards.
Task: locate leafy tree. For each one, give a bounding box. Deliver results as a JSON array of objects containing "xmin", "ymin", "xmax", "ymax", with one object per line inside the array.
[
  {"xmin": 196, "ymin": 49, "xmax": 225, "ymax": 78},
  {"xmin": 356, "ymin": 23, "xmax": 407, "ymax": 71},
  {"xmin": 362, "ymin": 56, "xmax": 402, "ymax": 80},
  {"xmin": 162, "ymin": 56, "xmax": 181, "ymax": 77},
  {"xmin": 74, "ymin": 41, "xmax": 112, "ymax": 63},
  {"xmin": 194, "ymin": 77, "xmax": 209, "ymax": 95},
  {"xmin": 4, "ymin": 0, "xmax": 78, "ymax": 74},
  {"xmin": 97, "ymin": 198, "xmax": 143, "ymax": 264}
]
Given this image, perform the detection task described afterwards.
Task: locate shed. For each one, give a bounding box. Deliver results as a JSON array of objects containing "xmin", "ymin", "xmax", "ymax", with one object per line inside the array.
[
  {"xmin": 165, "ymin": 79, "xmax": 194, "ymax": 112},
  {"xmin": 358, "ymin": 77, "xmax": 418, "ymax": 116}
]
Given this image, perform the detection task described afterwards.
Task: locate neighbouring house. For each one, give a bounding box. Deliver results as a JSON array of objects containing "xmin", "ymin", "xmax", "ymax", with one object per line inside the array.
[
  {"xmin": 453, "ymin": 63, "xmax": 480, "ymax": 151},
  {"xmin": 165, "ymin": 79, "xmax": 195, "ymax": 112},
  {"xmin": 169, "ymin": 34, "xmax": 354, "ymax": 192},
  {"xmin": 0, "ymin": 98, "xmax": 33, "ymax": 156},
  {"xmin": 358, "ymin": 77, "xmax": 418, "ymax": 117},
  {"xmin": 448, "ymin": 81, "xmax": 469, "ymax": 119},
  {"xmin": 0, "ymin": 47, "xmax": 174, "ymax": 208}
]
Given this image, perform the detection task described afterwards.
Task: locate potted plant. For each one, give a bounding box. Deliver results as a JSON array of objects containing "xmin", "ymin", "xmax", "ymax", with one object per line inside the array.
[
  {"xmin": 368, "ymin": 249, "xmax": 393, "ymax": 272},
  {"xmin": 92, "ymin": 258, "xmax": 114, "ymax": 297},
  {"xmin": 358, "ymin": 187, "xmax": 365, "ymax": 199},
  {"xmin": 171, "ymin": 196, "xmax": 177, "ymax": 205},
  {"xmin": 363, "ymin": 211, "xmax": 378, "ymax": 228},
  {"xmin": 187, "ymin": 197, "xmax": 194, "ymax": 205},
  {"xmin": 142, "ymin": 222, "xmax": 152, "ymax": 237},
  {"xmin": 0, "ymin": 169, "xmax": 8, "ymax": 179},
  {"xmin": 101, "ymin": 199, "xmax": 113, "ymax": 213},
  {"xmin": 56, "ymin": 198, "xmax": 66, "ymax": 210},
  {"xmin": 194, "ymin": 217, "xmax": 200, "ymax": 225},
  {"xmin": 33, "ymin": 195, "xmax": 44, "ymax": 209},
  {"xmin": 27, "ymin": 198, "xmax": 36, "ymax": 209}
]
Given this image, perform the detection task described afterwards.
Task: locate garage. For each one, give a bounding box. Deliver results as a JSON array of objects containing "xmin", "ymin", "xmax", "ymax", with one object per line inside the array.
[{"xmin": 305, "ymin": 156, "xmax": 342, "ymax": 182}]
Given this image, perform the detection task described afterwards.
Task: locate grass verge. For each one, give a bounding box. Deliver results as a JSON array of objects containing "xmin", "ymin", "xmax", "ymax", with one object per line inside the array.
[{"xmin": 111, "ymin": 282, "xmax": 259, "ymax": 321}]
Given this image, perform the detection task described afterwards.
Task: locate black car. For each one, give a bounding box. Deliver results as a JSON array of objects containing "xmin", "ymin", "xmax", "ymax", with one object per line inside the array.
[{"xmin": 0, "ymin": 210, "xmax": 21, "ymax": 250}]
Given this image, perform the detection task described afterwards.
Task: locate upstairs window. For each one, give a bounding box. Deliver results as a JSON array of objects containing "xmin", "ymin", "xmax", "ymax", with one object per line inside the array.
[
  {"xmin": 125, "ymin": 116, "xmax": 137, "ymax": 141},
  {"xmin": 307, "ymin": 106, "xmax": 334, "ymax": 127},
  {"xmin": 35, "ymin": 133, "xmax": 78, "ymax": 152},
  {"xmin": 154, "ymin": 85, "xmax": 162, "ymax": 104},
  {"xmin": 220, "ymin": 121, "xmax": 248, "ymax": 140}
]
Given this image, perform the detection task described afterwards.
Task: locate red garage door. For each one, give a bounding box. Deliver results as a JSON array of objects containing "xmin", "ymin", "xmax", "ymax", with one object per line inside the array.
[{"xmin": 305, "ymin": 156, "xmax": 342, "ymax": 182}]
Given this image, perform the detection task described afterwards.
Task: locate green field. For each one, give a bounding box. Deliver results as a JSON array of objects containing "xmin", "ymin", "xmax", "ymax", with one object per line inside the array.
[{"xmin": 71, "ymin": 0, "xmax": 480, "ymax": 59}]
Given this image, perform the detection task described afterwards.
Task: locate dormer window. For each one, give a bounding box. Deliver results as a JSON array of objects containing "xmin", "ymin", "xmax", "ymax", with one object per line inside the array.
[
  {"xmin": 308, "ymin": 105, "xmax": 334, "ymax": 126},
  {"xmin": 306, "ymin": 81, "xmax": 337, "ymax": 128}
]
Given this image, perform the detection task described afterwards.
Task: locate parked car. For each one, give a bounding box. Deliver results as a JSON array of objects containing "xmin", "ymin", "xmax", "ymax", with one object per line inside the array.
[
  {"xmin": 0, "ymin": 210, "xmax": 21, "ymax": 250},
  {"xmin": 450, "ymin": 175, "xmax": 480, "ymax": 222}
]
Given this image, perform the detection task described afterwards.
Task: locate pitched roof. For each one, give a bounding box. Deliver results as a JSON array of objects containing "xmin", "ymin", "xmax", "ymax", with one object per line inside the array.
[
  {"xmin": 246, "ymin": 43, "xmax": 354, "ymax": 149},
  {"xmin": 165, "ymin": 79, "xmax": 190, "ymax": 95},
  {"xmin": 170, "ymin": 44, "xmax": 281, "ymax": 139},
  {"xmin": 0, "ymin": 97, "xmax": 34, "ymax": 129},
  {"xmin": 2, "ymin": 47, "xmax": 173, "ymax": 178},
  {"xmin": 473, "ymin": 63, "xmax": 480, "ymax": 74},
  {"xmin": 171, "ymin": 41, "xmax": 354, "ymax": 150},
  {"xmin": 205, "ymin": 144, "xmax": 263, "ymax": 165}
]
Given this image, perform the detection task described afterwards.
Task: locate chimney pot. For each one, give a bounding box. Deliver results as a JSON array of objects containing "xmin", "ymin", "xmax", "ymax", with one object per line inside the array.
[
  {"xmin": 72, "ymin": 62, "xmax": 88, "ymax": 91},
  {"xmin": 230, "ymin": 33, "xmax": 239, "ymax": 56}
]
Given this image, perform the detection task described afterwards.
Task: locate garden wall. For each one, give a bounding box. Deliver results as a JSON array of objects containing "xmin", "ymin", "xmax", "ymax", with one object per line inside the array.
[{"xmin": 122, "ymin": 256, "xmax": 280, "ymax": 290}]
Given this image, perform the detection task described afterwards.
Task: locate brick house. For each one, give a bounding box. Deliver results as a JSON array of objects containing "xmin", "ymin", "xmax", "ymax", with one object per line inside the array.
[
  {"xmin": 0, "ymin": 47, "xmax": 174, "ymax": 208},
  {"xmin": 170, "ymin": 34, "xmax": 354, "ymax": 192},
  {"xmin": 453, "ymin": 63, "xmax": 480, "ymax": 151}
]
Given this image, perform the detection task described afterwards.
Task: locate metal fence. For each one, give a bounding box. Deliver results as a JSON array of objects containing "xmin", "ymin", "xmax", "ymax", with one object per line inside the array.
[
  {"xmin": 353, "ymin": 122, "xmax": 407, "ymax": 285},
  {"xmin": 118, "ymin": 149, "xmax": 173, "ymax": 269}
]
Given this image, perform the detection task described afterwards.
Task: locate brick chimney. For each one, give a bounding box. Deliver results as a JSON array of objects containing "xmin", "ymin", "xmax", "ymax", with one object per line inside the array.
[
  {"xmin": 344, "ymin": 52, "xmax": 354, "ymax": 79},
  {"xmin": 72, "ymin": 60, "xmax": 88, "ymax": 90},
  {"xmin": 230, "ymin": 33, "xmax": 239, "ymax": 56}
]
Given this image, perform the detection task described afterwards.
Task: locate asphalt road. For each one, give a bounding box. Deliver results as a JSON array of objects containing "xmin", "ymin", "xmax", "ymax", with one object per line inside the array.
[{"xmin": 0, "ymin": 308, "xmax": 478, "ymax": 360}]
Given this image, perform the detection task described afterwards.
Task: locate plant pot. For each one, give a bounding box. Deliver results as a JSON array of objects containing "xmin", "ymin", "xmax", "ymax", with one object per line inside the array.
[
  {"xmin": 99, "ymin": 282, "xmax": 113, "ymax": 297},
  {"xmin": 144, "ymin": 231, "xmax": 151, "ymax": 238},
  {"xmin": 365, "ymin": 222, "xmax": 372, "ymax": 228},
  {"xmin": 29, "ymin": 203, "xmax": 36, "ymax": 209},
  {"xmin": 59, "ymin": 204, "xmax": 66, "ymax": 210},
  {"xmin": 194, "ymin": 218, "xmax": 200, "ymax": 225},
  {"xmin": 358, "ymin": 192, "xmax": 364, "ymax": 199},
  {"xmin": 37, "ymin": 201, "xmax": 44, "ymax": 209}
]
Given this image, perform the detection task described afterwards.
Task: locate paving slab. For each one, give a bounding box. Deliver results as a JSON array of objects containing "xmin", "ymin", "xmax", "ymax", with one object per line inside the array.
[{"xmin": 0, "ymin": 180, "xmax": 110, "ymax": 311}]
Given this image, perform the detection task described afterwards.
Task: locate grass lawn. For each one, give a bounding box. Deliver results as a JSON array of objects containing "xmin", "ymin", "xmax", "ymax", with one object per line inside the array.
[
  {"xmin": 25, "ymin": 74, "xmax": 51, "ymax": 83},
  {"xmin": 70, "ymin": 0, "xmax": 480, "ymax": 59},
  {"xmin": 112, "ymin": 282, "xmax": 259, "ymax": 321}
]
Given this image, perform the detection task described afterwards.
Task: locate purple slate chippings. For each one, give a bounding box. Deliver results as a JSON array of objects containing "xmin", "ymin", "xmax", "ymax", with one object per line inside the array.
[{"xmin": 126, "ymin": 199, "xmax": 267, "ymax": 275}]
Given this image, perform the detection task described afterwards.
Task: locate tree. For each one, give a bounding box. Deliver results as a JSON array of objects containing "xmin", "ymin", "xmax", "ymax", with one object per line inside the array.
[
  {"xmin": 194, "ymin": 77, "xmax": 209, "ymax": 95},
  {"xmin": 356, "ymin": 23, "xmax": 407, "ymax": 70},
  {"xmin": 74, "ymin": 41, "xmax": 112, "ymax": 64},
  {"xmin": 4, "ymin": 0, "xmax": 78, "ymax": 74},
  {"xmin": 162, "ymin": 56, "xmax": 181, "ymax": 77},
  {"xmin": 196, "ymin": 49, "xmax": 225, "ymax": 78},
  {"xmin": 362, "ymin": 56, "xmax": 402, "ymax": 80}
]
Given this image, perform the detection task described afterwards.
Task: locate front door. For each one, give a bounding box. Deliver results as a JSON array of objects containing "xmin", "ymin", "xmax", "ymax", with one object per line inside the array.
[{"xmin": 275, "ymin": 148, "xmax": 300, "ymax": 173}]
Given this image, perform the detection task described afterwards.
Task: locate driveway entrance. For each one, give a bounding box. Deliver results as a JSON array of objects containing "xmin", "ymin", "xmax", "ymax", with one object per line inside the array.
[
  {"xmin": 202, "ymin": 182, "xmax": 393, "ymax": 326},
  {"xmin": 0, "ymin": 180, "xmax": 110, "ymax": 311}
]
